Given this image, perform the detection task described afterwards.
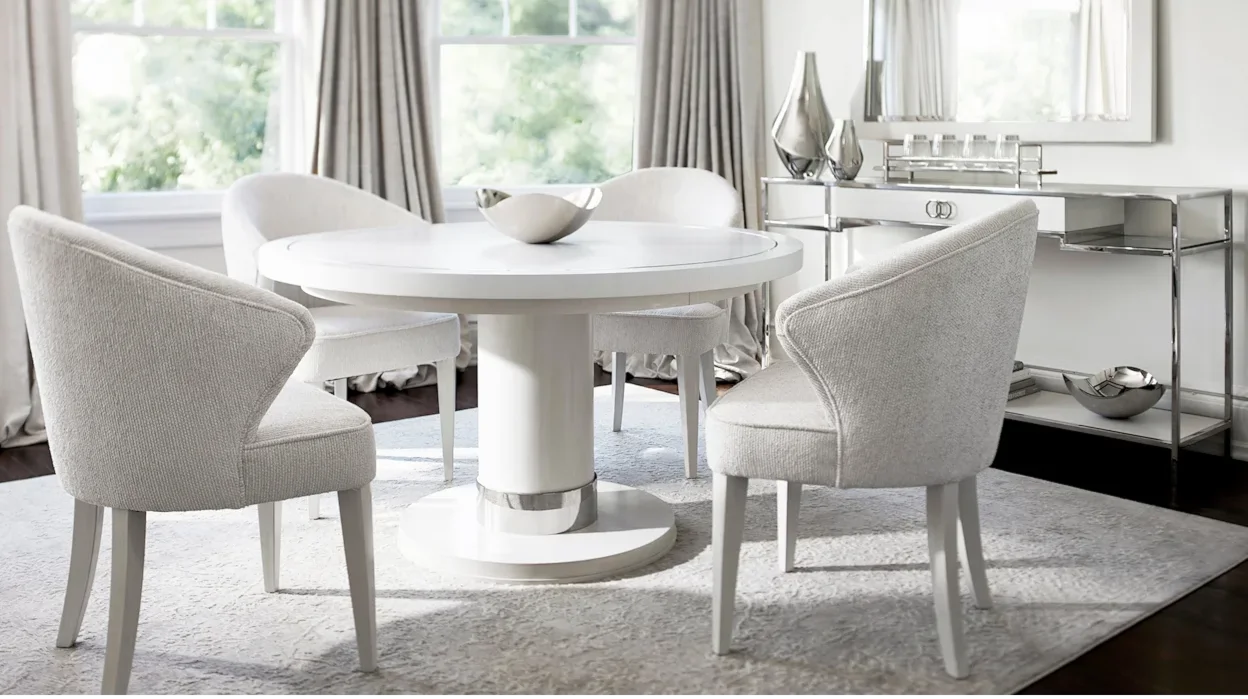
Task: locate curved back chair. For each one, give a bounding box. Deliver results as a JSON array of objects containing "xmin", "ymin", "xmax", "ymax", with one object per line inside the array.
[
  {"xmin": 224, "ymin": 173, "xmax": 460, "ymax": 508},
  {"xmin": 8, "ymin": 206, "xmax": 379, "ymax": 693},
  {"xmin": 593, "ymin": 167, "xmax": 742, "ymax": 478},
  {"xmin": 706, "ymin": 200, "xmax": 1040, "ymax": 678}
]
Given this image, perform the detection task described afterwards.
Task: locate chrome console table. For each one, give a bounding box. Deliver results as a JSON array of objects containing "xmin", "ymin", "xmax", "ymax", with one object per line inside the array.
[{"xmin": 761, "ymin": 176, "xmax": 1234, "ymax": 497}]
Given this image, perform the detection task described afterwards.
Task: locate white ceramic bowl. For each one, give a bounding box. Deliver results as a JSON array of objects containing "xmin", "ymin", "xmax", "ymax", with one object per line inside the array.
[{"xmin": 475, "ymin": 187, "xmax": 602, "ymax": 244}]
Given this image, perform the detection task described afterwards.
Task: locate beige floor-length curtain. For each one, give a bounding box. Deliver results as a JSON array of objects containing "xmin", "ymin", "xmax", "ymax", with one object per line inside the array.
[
  {"xmin": 311, "ymin": 0, "xmax": 468, "ymax": 392},
  {"xmin": 627, "ymin": 0, "xmax": 767, "ymax": 381},
  {"xmin": 0, "ymin": 0, "xmax": 83, "ymax": 448}
]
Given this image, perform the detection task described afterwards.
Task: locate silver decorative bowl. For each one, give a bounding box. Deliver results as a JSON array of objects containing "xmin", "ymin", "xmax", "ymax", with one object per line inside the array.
[
  {"xmin": 1063, "ymin": 366, "xmax": 1165, "ymax": 419},
  {"xmin": 475, "ymin": 187, "xmax": 602, "ymax": 244}
]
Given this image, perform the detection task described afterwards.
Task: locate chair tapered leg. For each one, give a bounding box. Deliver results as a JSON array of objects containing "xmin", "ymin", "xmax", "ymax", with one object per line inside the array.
[
  {"xmin": 338, "ymin": 485, "xmax": 377, "ymax": 673},
  {"xmin": 611, "ymin": 352, "xmax": 627, "ymax": 432},
  {"xmin": 712, "ymin": 473, "xmax": 748, "ymax": 655},
  {"xmin": 676, "ymin": 355, "xmax": 701, "ymax": 479},
  {"xmin": 957, "ymin": 475, "xmax": 992, "ymax": 609},
  {"xmin": 927, "ymin": 483, "xmax": 968, "ymax": 679},
  {"xmin": 258, "ymin": 502, "xmax": 281, "ymax": 593},
  {"xmin": 310, "ymin": 378, "xmax": 352, "ymax": 520},
  {"xmin": 57, "ymin": 499, "xmax": 105, "ymax": 648},
  {"xmin": 102, "ymin": 509, "xmax": 146, "ymax": 695},
  {"xmin": 777, "ymin": 481, "xmax": 801, "ymax": 573},
  {"xmin": 699, "ymin": 349, "xmax": 717, "ymax": 411},
  {"xmin": 436, "ymin": 358, "xmax": 456, "ymax": 483}
]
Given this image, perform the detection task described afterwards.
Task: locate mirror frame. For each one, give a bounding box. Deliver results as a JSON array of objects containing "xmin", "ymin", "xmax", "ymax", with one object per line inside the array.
[{"xmin": 856, "ymin": 0, "xmax": 1156, "ymax": 143}]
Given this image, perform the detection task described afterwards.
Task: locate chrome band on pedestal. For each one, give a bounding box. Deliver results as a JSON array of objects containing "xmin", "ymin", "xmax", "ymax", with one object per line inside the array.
[{"xmin": 476, "ymin": 475, "xmax": 598, "ymax": 535}]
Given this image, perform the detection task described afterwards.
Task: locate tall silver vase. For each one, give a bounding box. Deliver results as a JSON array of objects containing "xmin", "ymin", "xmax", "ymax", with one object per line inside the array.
[
  {"xmin": 826, "ymin": 119, "xmax": 863, "ymax": 181},
  {"xmin": 771, "ymin": 52, "xmax": 833, "ymax": 179}
]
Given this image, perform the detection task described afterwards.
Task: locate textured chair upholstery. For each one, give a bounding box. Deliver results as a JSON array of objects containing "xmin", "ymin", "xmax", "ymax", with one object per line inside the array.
[
  {"xmin": 592, "ymin": 167, "xmax": 739, "ymax": 478},
  {"xmin": 706, "ymin": 201, "xmax": 1040, "ymax": 678},
  {"xmin": 8, "ymin": 207, "xmax": 379, "ymax": 693},
  {"xmin": 223, "ymin": 173, "xmax": 459, "ymax": 492}
]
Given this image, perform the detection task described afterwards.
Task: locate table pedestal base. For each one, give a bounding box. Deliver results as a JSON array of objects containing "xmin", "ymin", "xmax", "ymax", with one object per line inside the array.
[{"xmin": 398, "ymin": 481, "xmax": 676, "ymax": 584}]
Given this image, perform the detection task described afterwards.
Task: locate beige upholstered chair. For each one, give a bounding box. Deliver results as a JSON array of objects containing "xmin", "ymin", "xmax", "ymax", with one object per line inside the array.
[
  {"xmin": 223, "ymin": 173, "xmax": 459, "ymax": 518},
  {"xmin": 7, "ymin": 207, "xmax": 379, "ymax": 694},
  {"xmin": 593, "ymin": 167, "xmax": 739, "ymax": 478},
  {"xmin": 707, "ymin": 201, "xmax": 1040, "ymax": 678}
]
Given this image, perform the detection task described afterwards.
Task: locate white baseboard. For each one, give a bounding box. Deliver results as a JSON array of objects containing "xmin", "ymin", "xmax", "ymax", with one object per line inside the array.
[{"xmin": 1026, "ymin": 367, "xmax": 1247, "ymax": 461}]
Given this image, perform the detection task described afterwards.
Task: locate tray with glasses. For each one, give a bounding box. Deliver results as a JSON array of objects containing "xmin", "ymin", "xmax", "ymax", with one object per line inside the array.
[{"xmin": 878, "ymin": 134, "xmax": 1057, "ymax": 186}]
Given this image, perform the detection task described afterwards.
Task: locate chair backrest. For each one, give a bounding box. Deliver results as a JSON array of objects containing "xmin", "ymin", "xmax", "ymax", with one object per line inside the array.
[
  {"xmin": 221, "ymin": 173, "xmax": 428, "ymax": 306},
  {"xmin": 776, "ymin": 200, "xmax": 1039, "ymax": 489},
  {"xmin": 7, "ymin": 206, "xmax": 316, "ymax": 511},
  {"xmin": 595, "ymin": 167, "xmax": 742, "ymax": 227}
]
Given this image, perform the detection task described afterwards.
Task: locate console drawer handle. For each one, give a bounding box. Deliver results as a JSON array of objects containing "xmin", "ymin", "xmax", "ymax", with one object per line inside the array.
[{"xmin": 926, "ymin": 200, "xmax": 957, "ymax": 220}]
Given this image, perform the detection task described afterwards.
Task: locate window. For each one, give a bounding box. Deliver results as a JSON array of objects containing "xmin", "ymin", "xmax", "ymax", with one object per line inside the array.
[
  {"xmin": 71, "ymin": 0, "xmax": 291, "ymax": 207},
  {"xmin": 434, "ymin": 0, "xmax": 637, "ymax": 188}
]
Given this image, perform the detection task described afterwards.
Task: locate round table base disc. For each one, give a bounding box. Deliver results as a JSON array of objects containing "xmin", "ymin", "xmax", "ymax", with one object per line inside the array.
[{"xmin": 398, "ymin": 481, "xmax": 677, "ymax": 584}]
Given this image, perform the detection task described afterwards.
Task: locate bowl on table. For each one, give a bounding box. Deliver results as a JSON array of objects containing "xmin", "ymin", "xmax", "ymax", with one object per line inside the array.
[
  {"xmin": 475, "ymin": 187, "xmax": 602, "ymax": 244},
  {"xmin": 1063, "ymin": 366, "xmax": 1165, "ymax": 419}
]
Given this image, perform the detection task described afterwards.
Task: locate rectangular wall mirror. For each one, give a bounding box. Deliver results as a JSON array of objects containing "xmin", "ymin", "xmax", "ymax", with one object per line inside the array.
[{"xmin": 857, "ymin": 0, "xmax": 1156, "ymax": 143}]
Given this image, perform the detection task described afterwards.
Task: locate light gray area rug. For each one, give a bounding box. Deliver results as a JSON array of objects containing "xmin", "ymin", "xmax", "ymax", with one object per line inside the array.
[{"xmin": 3, "ymin": 384, "xmax": 1248, "ymax": 694}]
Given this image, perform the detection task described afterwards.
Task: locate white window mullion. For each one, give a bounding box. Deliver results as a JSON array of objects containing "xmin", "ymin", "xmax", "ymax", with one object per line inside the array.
[
  {"xmin": 207, "ymin": 0, "xmax": 217, "ymax": 29},
  {"xmin": 568, "ymin": 0, "xmax": 577, "ymax": 36},
  {"xmin": 501, "ymin": 0, "xmax": 511, "ymax": 35},
  {"xmin": 437, "ymin": 34, "xmax": 633, "ymax": 46},
  {"xmin": 72, "ymin": 24, "xmax": 283, "ymax": 42},
  {"xmin": 133, "ymin": 0, "xmax": 144, "ymax": 25}
]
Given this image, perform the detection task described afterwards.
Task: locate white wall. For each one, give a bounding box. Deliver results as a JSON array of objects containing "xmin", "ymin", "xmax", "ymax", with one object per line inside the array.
[{"xmin": 764, "ymin": 0, "xmax": 1248, "ymax": 437}]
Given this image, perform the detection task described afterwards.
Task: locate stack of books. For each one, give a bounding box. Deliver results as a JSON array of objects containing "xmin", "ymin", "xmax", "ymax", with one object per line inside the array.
[{"xmin": 1008, "ymin": 360, "xmax": 1039, "ymax": 401}]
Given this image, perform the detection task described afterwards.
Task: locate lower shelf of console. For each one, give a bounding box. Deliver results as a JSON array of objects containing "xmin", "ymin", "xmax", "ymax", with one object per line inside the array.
[{"xmin": 1004, "ymin": 390, "xmax": 1229, "ymax": 448}]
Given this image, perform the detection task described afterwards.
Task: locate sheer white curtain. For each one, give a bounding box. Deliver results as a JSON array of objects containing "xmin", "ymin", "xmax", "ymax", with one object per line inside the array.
[
  {"xmin": 1075, "ymin": 0, "xmax": 1130, "ymax": 121},
  {"xmin": 1, "ymin": 0, "xmax": 83, "ymax": 448},
  {"xmin": 876, "ymin": 0, "xmax": 959, "ymax": 120}
]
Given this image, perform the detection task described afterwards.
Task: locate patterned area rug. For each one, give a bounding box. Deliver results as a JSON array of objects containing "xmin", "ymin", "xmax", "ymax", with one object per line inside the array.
[{"xmin": 3, "ymin": 383, "xmax": 1247, "ymax": 694}]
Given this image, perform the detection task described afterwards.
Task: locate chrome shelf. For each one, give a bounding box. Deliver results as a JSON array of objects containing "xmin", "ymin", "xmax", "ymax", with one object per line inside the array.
[{"xmin": 1004, "ymin": 389, "xmax": 1231, "ymax": 448}]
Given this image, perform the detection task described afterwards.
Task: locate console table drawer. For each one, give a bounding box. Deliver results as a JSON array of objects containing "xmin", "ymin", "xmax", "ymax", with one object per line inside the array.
[{"xmin": 833, "ymin": 189, "xmax": 1124, "ymax": 233}]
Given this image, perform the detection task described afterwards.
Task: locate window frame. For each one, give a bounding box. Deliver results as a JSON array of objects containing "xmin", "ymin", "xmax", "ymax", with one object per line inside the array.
[
  {"xmin": 430, "ymin": 0, "xmax": 637, "ymax": 210},
  {"xmin": 72, "ymin": 0, "xmax": 300, "ymax": 226}
]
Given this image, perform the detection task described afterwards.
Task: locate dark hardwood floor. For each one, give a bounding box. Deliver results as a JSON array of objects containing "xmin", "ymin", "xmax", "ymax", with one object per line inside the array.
[{"xmin": 3, "ymin": 366, "xmax": 1246, "ymax": 693}]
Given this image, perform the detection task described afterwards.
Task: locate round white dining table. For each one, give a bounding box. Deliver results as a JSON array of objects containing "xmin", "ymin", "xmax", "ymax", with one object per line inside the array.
[{"xmin": 258, "ymin": 220, "xmax": 803, "ymax": 583}]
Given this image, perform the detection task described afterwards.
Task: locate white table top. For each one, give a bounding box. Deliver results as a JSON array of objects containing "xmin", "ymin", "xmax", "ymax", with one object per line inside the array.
[{"xmin": 258, "ymin": 221, "xmax": 804, "ymax": 314}]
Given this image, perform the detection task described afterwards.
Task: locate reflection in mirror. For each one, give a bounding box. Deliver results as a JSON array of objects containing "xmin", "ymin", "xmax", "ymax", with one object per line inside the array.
[{"xmin": 866, "ymin": 0, "xmax": 1131, "ymax": 123}]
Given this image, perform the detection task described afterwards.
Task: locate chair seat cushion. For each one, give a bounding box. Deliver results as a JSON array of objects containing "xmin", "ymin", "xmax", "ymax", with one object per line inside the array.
[
  {"xmin": 241, "ymin": 381, "xmax": 375, "ymax": 504},
  {"xmin": 705, "ymin": 361, "xmax": 841, "ymax": 486},
  {"xmin": 593, "ymin": 303, "xmax": 728, "ymax": 356},
  {"xmin": 293, "ymin": 306, "xmax": 460, "ymax": 382}
]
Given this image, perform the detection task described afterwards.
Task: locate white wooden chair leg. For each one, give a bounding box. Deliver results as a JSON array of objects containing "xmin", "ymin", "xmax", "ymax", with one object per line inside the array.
[
  {"xmin": 957, "ymin": 475, "xmax": 993, "ymax": 609},
  {"xmin": 436, "ymin": 358, "xmax": 456, "ymax": 483},
  {"xmin": 927, "ymin": 483, "xmax": 968, "ymax": 679},
  {"xmin": 309, "ymin": 378, "xmax": 351, "ymax": 520},
  {"xmin": 258, "ymin": 501, "xmax": 281, "ymax": 593},
  {"xmin": 57, "ymin": 499, "xmax": 105, "ymax": 648},
  {"xmin": 777, "ymin": 481, "xmax": 801, "ymax": 573},
  {"xmin": 699, "ymin": 349, "xmax": 717, "ymax": 411},
  {"xmin": 675, "ymin": 355, "xmax": 701, "ymax": 478},
  {"xmin": 102, "ymin": 509, "xmax": 146, "ymax": 695},
  {"xmin": 611, "ymin": 351, "xmax": 626, "ymax": 432},
  {"xmin": 712, "ymin": 473, "xmax": 748, "ymax": 655},
  {"xmin": 338, "ymin": 485, "xmax": 377, "ymax": 673}
]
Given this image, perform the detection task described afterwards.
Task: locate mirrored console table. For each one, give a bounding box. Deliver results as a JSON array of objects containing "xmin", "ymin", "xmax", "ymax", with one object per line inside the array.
[{"xmin": 761, "ymin": 176, "xmax": 1233, "ymax": 495}]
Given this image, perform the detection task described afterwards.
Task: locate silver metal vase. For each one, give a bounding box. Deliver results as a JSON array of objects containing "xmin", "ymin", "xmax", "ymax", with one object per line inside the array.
[
  {"xmin": 771, "ymin": 52, "xmax": 833, "ymax": 179},
  {"xmin": 826, "ymin": 119, "xmax": 863, "ymax": 181}
]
